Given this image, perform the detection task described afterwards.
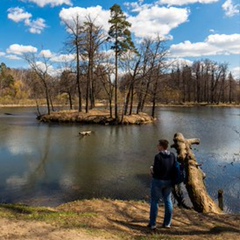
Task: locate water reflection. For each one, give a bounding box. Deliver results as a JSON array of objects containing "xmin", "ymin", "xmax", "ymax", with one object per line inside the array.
[{"xmin": 0, "ymin": 107, "xmax": 239, "ymax": 213}]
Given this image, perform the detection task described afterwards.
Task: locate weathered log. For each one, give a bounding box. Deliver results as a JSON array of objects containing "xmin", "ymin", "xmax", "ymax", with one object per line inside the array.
[
  {"xmin": 171, "ymin": 132, "xmax": 222, "ymax": 214},
  {"xmin": 79, "ymin": 131, "xmax": 92, "ymax": 136}
]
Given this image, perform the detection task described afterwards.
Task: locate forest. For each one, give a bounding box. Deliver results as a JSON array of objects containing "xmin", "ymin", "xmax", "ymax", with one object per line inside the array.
[{"xmin": 0, "ymin": 4, "xmax": 239, "ymax": 119}]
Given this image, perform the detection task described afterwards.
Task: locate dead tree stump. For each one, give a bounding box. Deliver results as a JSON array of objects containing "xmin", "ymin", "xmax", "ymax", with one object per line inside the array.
[{"xmin": 171, "ymin": 132, "xmax": 222, "ymax": 214}]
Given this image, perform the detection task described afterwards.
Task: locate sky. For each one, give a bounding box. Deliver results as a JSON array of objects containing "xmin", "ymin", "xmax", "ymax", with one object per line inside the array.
[{"xmin": 0, "ymin": 0, "xmax": 239, "ymax": 79}]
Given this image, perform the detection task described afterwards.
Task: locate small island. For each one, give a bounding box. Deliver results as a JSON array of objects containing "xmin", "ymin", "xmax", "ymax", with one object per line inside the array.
[{"xmin": 38, "ymin": 109, "xmax": 155, "ymax": 125}]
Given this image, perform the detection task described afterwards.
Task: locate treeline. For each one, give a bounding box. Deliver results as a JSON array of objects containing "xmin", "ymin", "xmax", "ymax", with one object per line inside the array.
[
  {"xmin": 1, "ymin": 57, "xmax": 239, "ymax": 114},
  {"xmin": 0, "ymin": 4, "xmax": 239, "ymax": 119}
]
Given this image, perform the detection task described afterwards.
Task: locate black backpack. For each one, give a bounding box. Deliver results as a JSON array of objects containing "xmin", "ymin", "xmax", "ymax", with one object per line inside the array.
[{"xmin": 172, "ymin": 160, "xmax": 184, "ymax": 185}]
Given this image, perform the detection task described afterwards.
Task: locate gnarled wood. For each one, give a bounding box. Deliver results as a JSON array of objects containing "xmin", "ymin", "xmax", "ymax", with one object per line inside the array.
[
  {"xmin": 171, "ymin": 132, "xmax": 222, "ymax": 214},
  {"xmin": 79, "ymin": 131, "xmax": 92, "ymax": 136}
]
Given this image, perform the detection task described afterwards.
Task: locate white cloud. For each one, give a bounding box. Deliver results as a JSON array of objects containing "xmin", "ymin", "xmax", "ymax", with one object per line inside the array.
[
  {"xmin": 124, "ymin": 1, "xmax": 153, "ymax": 12},
  {"xmin": 231, "ymin": 66, "xmax": 240, "ymax": 79},
  {"xmin": 39, "ymin": 50, "xmax": 75, "ymax": 62},
  {"xmin": 169, "ymin": 33, "xmax": 240, "ymax": 57},
  {"xmin": 6, "ymin": 55, "xmax": 22, "ymax": 60},
  {"xmin": 59, "ymin": 6, "xmax": 110, "ymax": 32},
  {"xmin": 209, "ymin": 29, "xmax": 215, "ymax": 33},
  {"xmin": 35, "ymin": 61, "xmax": 60, "ymax": 76},
  {"xmin": 6, "ymin": 44, "xmax": 38, "ymax": 56},
  {"xmin": 24, "ymin": 0, "xmax": 73, "ymax": 7},
  {"xmin": 39, "ymin": 49, "xmax": 53, "ymax": 58},
  {"xmin": 128, "ymin": 6, "xmax": 190, "ymax": 38},
  {"xmin": 60, "ymin": 5, "xmax": 189, "ymax": 40},
  {"xmin": 7, "ymin": 7, "xmax": 32, "ymax": 23},
  {"xmin": 158, "ymin": 0, "xmax": 219, "ymax": 6},
  {"xmin": 0, "ymin": 52, "xmax": 5, "ymax": 57},
  {"xmin": 7, "ymin": 7, "xmax": 46, "ymax": 34},
  {"xmin": 26, "ymin": 18, "xmax": 46, "ymax": 34},
  {"xmin": 169, "ymin": 58, "xmax": 193, "ymax": 68},
  {"xmin": 51, "ymin": 53, "xmax": 76, "ymax": 62},
  {"xmin": 222, "ymin": 0, "xmax": 240, "ymax": 17},
  {"xmin": 206, "ymin": 33, "xmax": 240, "ymax": 48}
]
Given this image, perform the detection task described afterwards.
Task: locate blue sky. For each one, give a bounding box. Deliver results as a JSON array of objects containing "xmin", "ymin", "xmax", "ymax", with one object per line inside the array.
[{"xmin": 0, "ymin": 0, "xmax": 239, "ymax": 78}]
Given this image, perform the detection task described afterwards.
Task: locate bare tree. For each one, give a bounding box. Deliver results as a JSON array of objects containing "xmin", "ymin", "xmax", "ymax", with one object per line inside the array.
[
  {"xmin": 118, "ymin": 51, "xmax": 141, "ymax": 116},
  {"xmin": 136, "ymin": 37, "xmax": 168, "ymax": 117},
  {"xmin": 62, "ymin": 15, "xmax": 84, "ymax": 112},
  {"xmin": 81, "ymin": 16, "xmax": 106, "ymax": 112},
  {"xmin": 59, "ymin": 70, "xmax": 76, "ymax": 109},
  {"xmin": 23, "ymin": 52, "xmax": 53, "ymax": 115},
  {"xmin": 95, "ymin": 53, "xmax": 115, "ymax": 118}
]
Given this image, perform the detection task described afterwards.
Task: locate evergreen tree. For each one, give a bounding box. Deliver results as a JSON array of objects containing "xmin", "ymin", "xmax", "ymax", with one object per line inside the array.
[{"xmin": 108, "ymin": 4, "xmax": 136, "ymax": 121}]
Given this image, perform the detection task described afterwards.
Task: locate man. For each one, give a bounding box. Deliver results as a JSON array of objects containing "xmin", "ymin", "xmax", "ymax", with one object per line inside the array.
[{"xmin": 148, "ymin": 139, "xmax": 176, "ymax": 230}]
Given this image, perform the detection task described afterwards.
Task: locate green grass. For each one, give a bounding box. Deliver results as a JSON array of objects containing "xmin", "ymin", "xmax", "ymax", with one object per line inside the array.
[{"xmin": 0, "ymin": 203, "xmax": 98, "ymax": 228}]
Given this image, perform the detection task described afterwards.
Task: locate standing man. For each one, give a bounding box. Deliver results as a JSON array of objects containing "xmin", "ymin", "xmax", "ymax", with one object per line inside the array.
[{"xmin": 148, "ymin": 139, "xmax": 176, "ymax": 230}]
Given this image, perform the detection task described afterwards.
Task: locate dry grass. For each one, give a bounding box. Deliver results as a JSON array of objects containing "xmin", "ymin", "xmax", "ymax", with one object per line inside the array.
[
  {"xmin": 0, "ymin": 199, "xmax": 239, "ymax": 240},
  {"xmin": 57, "ymin": 199, "xmax": 240, "ymax": 240}
]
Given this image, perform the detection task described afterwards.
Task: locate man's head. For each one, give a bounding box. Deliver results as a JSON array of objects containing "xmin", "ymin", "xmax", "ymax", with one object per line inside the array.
[{"xmin": 158, "ymin": 139, "xmax": 169, "ymax": 150}]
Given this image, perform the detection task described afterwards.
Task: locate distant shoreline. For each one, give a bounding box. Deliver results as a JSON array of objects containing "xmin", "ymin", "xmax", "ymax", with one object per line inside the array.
[{"xmin": 1, "ymin": 103, "xmax": 240, "ymax": 108}]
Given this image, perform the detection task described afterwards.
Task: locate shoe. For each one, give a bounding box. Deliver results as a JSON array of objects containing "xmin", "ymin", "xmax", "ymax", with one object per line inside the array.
[
  {"xmin": 147, "ymin": 223, "xmax": 156, "ymax": 230},
  {"xmin": 162, "ymin": 224, "xmax": 171, "ymax": 228}
]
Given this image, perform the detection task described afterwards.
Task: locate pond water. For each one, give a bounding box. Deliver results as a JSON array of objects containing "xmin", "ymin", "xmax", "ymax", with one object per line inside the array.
[{"xmin": 0, "ymin": 106, "xmax": 239, "ymax": 213}]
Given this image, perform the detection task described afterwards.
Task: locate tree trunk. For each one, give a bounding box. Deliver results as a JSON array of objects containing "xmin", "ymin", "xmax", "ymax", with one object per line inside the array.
[
  {"xmin": 114, "ymin": 48, "xmax": 118, "ymax": 121},
  {"xmin": 171, "ymin": 132, "xmax": 222, "ymax": 214},
  {"xmin": 68, "ymin": 92, "xmax": 73, "ymax": 110}
]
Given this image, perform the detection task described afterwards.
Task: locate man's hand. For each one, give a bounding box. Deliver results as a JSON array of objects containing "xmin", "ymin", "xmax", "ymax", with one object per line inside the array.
[{"xmin": 150, "ymin": 166, "xmax": 154, "ymax": 176}]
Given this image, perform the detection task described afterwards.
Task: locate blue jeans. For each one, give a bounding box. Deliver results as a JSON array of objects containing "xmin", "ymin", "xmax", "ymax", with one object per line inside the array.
[{"xmin": 149, "ymin": 178, "xmax": 173, "ymax": 227}]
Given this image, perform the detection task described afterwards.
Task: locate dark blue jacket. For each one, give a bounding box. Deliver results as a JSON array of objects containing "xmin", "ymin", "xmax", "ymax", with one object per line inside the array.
[{"xmin": 152, "ymin": 151, "xmax": 176, "ymax": 180}]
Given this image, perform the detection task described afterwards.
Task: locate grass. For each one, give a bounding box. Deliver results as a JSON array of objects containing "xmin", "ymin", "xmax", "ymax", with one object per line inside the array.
[
  {"xmin": 0, "ymin": 203, "xmax": 92, "ymax": 227},
  {"xmin": 0, "ymin": 199, "xmax": 239, "ymax": 240}
]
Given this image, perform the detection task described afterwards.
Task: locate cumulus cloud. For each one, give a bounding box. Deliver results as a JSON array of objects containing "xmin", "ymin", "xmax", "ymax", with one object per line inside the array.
[
  {"xmin": 169, "ymin": 58, "xmax": 193, "ymax": 67},
  {"xmin": 6, "ymin": 55, "xmax": 22, "ymax": 60},
  {"xmin": 34, "ymin": 61, "xmax": 63, "ymax": 76},
  {"xmin": 39, "ymin": 50, "xmax": 75, "ymax": 62},
  {"xmin": 169, "ymin": 33, "xmax": 240, "ymax": 57},
  {"xmin": 6, "ymin": 44, "xmax": 38, "ymax": 56},
  {"xmin": 124, "ymin": 1, "xmax": 153, "ymax": 12},
  {"xmin": 23, "ymin": 0, "xmax": 73, "ymax": 7},
  {"xmin": 128, "ymin": 6, "xmax": 190, "ymax": 38},
  {"xmin": 222, "ymin": 0, "xmax": 240, "ymax": 17},
  {"xmin": 7, "ymin": 7, "xmax": 46, "ymax": 34},
  {"xmin": 158, "ymin": 0, "xmax": 218, "ymax": 6},
  {"xmin": 50, "ymin": 53, "xmax": 76, "ymax": 62},
  {"xmin": 60, "ymin": 5, "xmax": 189, "ymax": 40},
  {"xmin": 39, "ymin": 49, "xmax": 54, "ymax": 58},
  {"xmin": 25, "ymin": 18, "xmax": 46, "ymax": 34},
  {"xmin": 231, "ymin": 66, "xmax": 240, "ymax": 79},
  {"xmin": 7, "ymin": 7, "xmax": 32, "ymax": 22},
  {"xmin": 59, "ymin": 6, "xmax": 110, "ymax": 32}
]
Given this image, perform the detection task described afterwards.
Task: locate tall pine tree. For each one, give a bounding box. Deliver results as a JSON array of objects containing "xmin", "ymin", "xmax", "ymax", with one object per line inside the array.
[{"xmin": 108, "ymin": 4, "xmax": 135, "ymax": 121}]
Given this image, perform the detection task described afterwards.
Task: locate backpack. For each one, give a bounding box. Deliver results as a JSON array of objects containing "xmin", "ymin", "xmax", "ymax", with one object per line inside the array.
[{"xmin": 172, "ymin": 160, "xmax": 185, "ymax": 185}]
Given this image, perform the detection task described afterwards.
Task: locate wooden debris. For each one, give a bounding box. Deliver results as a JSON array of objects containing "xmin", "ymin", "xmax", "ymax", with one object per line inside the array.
[{"xmin": 79, "ymin": 131, "xmax": 92, "ymax": 136}]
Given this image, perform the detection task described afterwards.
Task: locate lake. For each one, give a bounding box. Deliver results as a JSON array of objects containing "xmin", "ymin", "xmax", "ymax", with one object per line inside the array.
[{"xmin": 0, "ymin": 106, "xmax": 239, "ymax": 213}]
